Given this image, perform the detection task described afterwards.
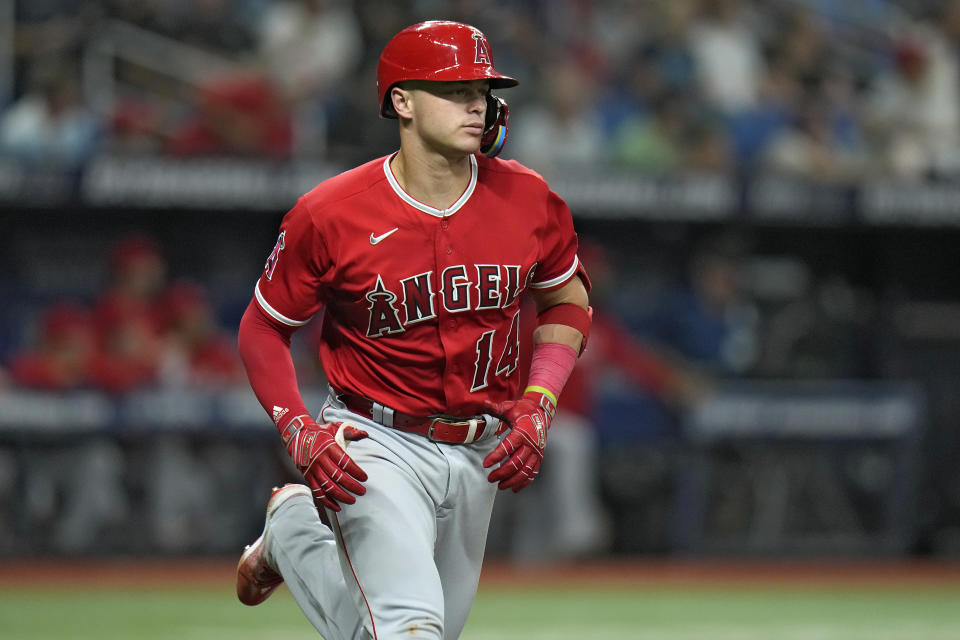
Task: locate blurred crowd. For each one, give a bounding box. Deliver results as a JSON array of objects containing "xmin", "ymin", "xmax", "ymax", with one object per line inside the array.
[
  {"xmin": 0, "ymin": 233, "xmax": 275, "ymax": 554},
  {"xmin": 3, "ymin": 235, "xmax": 245, "ymax": 393},
  {"xmin": 2, "ymin": 0, "xmax": 960, "ymax": 181}
]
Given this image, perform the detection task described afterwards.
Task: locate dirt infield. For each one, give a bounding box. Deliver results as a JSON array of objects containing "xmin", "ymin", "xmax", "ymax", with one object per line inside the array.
[
  {"xmin": 479, "ymin": 559, "xmax": 960, "ymax": 588},
  {"xmin": 3, "ymin": 558, "xmax": 960, "ymax": 590}
]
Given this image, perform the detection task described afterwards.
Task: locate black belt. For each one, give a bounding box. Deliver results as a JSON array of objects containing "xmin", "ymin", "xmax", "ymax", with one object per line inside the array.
[{"xmin": 336, "ymin": 392, "xmax": 488, "ymax": 445}]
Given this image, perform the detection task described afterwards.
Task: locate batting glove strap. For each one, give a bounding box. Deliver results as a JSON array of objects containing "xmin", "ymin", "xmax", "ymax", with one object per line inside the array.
[
  {"xmin": 524, "ymin": 386, "xmax": 557, "ymax": 420},
  {"xmin": 280, "ymin": 414, "xmax": 311, "ymax": 448}
]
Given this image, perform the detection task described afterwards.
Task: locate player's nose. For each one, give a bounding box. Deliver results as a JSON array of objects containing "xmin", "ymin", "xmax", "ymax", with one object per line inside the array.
[
  {"xmin": 469, "ymin": 93, "xmax": 485, "ymax": 115},
  {"xmin": 469, "ymin": 87, "xmax": 487, "ymax": 106}
]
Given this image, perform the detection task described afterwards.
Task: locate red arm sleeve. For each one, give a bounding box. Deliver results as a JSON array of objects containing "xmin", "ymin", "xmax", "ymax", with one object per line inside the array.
[{"xmin": 237, "ymin": 299, "xmax": 310, "ymax": 430}]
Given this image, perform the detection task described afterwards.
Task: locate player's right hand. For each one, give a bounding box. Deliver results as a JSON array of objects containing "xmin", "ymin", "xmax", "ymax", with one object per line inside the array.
[{"xmin": 281, "ymin": 415, "xmax": 369, "ymax": 511}]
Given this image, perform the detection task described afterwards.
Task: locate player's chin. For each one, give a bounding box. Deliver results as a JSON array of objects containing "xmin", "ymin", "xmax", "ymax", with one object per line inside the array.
[{"xmin": 458, "ymin": 129, "xmax": 484, "ymax": 153}]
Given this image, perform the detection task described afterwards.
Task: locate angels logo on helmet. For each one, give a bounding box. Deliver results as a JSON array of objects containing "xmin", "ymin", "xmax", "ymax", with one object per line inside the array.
[{"xmin": 472, "ymin": 33, "xmax": 491, "ymax": 65}]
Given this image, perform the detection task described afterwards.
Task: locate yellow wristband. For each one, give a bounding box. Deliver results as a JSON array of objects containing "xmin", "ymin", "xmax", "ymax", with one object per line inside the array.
[{"xmin": 524, "ymin": 385, "xmax": 558, "ymax": 406}]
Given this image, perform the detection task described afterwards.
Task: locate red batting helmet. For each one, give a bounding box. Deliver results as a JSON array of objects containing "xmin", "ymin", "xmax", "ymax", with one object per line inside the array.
[{"xmin": 377, "ymin": 20, "xmax": 518, "ymax": 119}]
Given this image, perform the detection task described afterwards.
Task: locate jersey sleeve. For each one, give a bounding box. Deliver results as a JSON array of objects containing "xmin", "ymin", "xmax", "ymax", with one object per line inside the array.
[
  {"xmin": 253, "ymin": 198, "xmax": 329, "ymax": 327},
  {"xmin": 529, "ymin": 189, "xmax": 588, "ymax": 292}
]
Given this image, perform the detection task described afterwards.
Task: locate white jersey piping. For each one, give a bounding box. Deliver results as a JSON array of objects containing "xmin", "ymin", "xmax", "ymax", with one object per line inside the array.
[
  {"xmin": 382, "ymin": 154, "xmax": 478, "ymax": 218},
  {"xmin": 254, "ymin": 281, "xmax": 311, "ymax": 326},
  {"xmin": 529, "ymin": 255, "xmax": 580, "ymax": 290}
]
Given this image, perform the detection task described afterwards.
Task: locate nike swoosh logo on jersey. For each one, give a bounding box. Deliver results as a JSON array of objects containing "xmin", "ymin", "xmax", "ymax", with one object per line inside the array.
[{"xmin": 370, "ymin": 228, "xmax": 399, "ymax": 245}]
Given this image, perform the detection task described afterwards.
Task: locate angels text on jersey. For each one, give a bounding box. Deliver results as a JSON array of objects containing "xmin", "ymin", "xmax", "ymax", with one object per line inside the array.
[
  {"xmin": 365, "ymin": 262, "xmax": 535, "ymax": 392},
  {"xmin": 365, "ymin": 262, "xmax": 534, "ymax": 338}
]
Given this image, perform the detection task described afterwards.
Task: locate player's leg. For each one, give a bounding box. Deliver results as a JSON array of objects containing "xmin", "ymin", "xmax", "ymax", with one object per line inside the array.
[
  {"xmin": 432, "ymin": 434, "xmax": 501, "ymax": 639},
  {"xmin": 320, "ymin": 407, "xmax": 453, "ymax": 640},
  {"xmin": 264, "ymin": 487, "xmax": 370, "ymax": 639}
]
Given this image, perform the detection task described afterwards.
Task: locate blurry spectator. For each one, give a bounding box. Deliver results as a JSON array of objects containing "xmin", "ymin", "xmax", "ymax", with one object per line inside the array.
[
  {"xmin": 0, "ymin": 61, "xmax": 99, "ymax": 166},
  {"xmin": 626, "ymin": 238, "xmax": 760, "ymax": 375},
  {"xmin": 775, "ymin": 7, "xmax": 831, "ymax": 92},
  {"xmin": 89, "ymin": 235, "xmax": 167, "ymax": 392},
  {"xmin": 613, "ymin": 91, "xmax": 684, "ymax": 172},
  {"xmin": 683, "ymin": 115, "xmax": 735, "ymax": 173},
  {"xmin": 746, "ymin": 7, "xmax": 868, "ymax": 180},
  {"xmin": 762, "ymin": 96, "xmax": 868, "ymax": 182},
  {"xmin": 89, "ymin": 294, "xmax": 162, "ymax": 392},
  {"xmin": 613, "ymin": 88, "xmax": 732, "ymax": 174},
  {"xmin": 687, "ymin": 0, "xmax": 764, "ymax": 114},
  {"xmin": 651, "ymin": 0, "xmax": 700, "ymax": 92},
  {"xmin": 107, "ymin": 96, "xmax": 167, "ymax": 154},
  {"xmin": 8, "ymin": 234, "xmax": 240, "ymax": 393},
  {"xmin": 95, "ymin": 234, "xmax": 166, "ymax": 319},
  {"xmin": 8, "ymin": 303, "xmax": 96, "ymax": 390},
  {"xmin": 511, "ymin": 60, "xmax": 607, "ymax": 173},
  {"xmin": 166, "ymin": 72, "xmax": 293, "ymax": 158},
  {"xmin": 865, "ymin": 18, "xmax": 960, "ymax": 179},
  {"xmin": 156, "ymin": 280, "xmax": 244, "ymax": 387},
  {"xmin": 726, "ymin": 53, "xmax": 802, "ymax": 170},
  {"xmin": 320, "ymin": 0, "xmax": 411, "ymax": 160},
  {"xmin": 257, "ymin": 0, "xmax": 362, "ymax": 103},
  {"xmin": 583, "ymin": 0, "xmax": 652, "ymax": 75},
  {"xmin": 255, "ymin": 0, "xmax": 363, "ymax": 156},
  {"xmin": 596, "ymin": 46, "xmax": 668, "ymax": 147}
]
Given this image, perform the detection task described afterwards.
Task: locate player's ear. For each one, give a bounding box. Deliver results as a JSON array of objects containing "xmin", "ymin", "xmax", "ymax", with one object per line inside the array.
[{"xmin": 391, "ymin": 85, "xmax": 415, "ymax": 120}]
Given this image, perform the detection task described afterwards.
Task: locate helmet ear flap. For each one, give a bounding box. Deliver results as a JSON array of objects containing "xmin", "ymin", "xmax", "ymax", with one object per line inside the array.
[{"xmin": 480, "ymin": 94, "xmax": 509, "ymax": 158}]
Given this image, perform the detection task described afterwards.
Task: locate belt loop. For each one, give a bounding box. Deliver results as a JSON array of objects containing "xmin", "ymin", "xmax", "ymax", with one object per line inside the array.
[
  {"xmin": 465, "ymin": 418, "xmax": 479, "ymax": 444},
  {"xmin": 372, "ymin": 402, "xmax": 395, "ymax": 427}
]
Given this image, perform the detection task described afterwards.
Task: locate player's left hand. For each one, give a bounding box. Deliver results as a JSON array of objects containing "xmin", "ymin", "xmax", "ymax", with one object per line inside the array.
[{"xmin": 482, "ymin": 391, "xmax": 555, "ymax": 492}]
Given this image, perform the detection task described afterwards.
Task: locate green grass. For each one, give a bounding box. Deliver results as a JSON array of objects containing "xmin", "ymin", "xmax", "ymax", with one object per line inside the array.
[
  {"xmin": 465, "ymin": 586, "xmax": 960, "ymax": 639},
  {"xmin": 1, "ymin": 583, "xmax": 959, "ymax": 639}
]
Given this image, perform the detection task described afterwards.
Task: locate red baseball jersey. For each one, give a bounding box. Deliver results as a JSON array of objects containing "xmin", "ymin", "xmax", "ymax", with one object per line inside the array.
[{"xmin": 254, "ymin": 153, "xmax": 584, "ymax": 416}]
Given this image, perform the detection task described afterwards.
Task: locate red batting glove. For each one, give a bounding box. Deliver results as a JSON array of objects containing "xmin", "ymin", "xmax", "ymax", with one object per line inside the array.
[
  {"xmin": 482, "ymin": 391, "xmax": 556, "ymax": 492},
  {"xmin": 280, "ymin": 414, "xmax": 369, "ymax": 511}
]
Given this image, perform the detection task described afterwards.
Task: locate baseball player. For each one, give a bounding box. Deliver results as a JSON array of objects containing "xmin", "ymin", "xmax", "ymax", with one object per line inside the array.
[{"xmin": 235, "ymin": 20, "xmax": 591, "ymax": 640}]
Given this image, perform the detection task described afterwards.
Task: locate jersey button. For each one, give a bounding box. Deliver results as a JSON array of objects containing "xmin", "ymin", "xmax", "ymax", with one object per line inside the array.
[
  {"xmin": 448, "ymin": 319, "xmax": 457, "ymax": 328},
  {"xmin": 440, "ymin": 219, "xmax": 449, "ymax": 230},
  {"xmin": 445, "ymin": 247, "xmax": 453, "ymax": 255}
]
